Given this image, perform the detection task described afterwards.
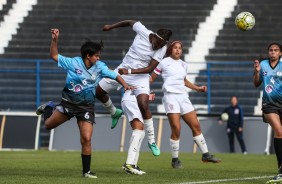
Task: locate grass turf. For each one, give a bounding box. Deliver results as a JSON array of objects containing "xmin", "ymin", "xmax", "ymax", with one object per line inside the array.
[{"xmin": 0, "ymin": 150, "xmax": 277, "ymax": 184}]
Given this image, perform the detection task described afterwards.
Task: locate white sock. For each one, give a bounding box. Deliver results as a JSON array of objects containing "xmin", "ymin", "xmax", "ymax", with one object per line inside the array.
[
  {"xmin": 144, "ymin": 118, "xmax": 155, "ymax": 144},
  {"xmin": 133, "ymin": 130, "xmax": 145, "ymax": 166},
  {"xmin": 170, "ymin": 138, "xmax": 180, "ymax": 158},
  {"xmin": 126, "ymin": 130, "xmax": 144, "ymax": 165},
  {"xmin": 193, "ymin": 133, "xmax": 208, "ymax": 154},
  {"xmin": 102, "ymin": 98, "xmax": 116, "ymax": 115}
]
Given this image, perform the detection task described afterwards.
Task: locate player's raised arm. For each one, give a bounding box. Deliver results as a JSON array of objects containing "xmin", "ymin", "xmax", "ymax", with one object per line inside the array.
[
  {"xmin": 50, "ymin": 29, "xmax": 59, "ymax": 62},
  {"xmin": 103, "ymin": 20, "xmax": 136, "ymax": 31}
]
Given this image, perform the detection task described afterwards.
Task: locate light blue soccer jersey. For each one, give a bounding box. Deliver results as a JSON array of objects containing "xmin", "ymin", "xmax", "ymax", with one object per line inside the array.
[
  {"xmin": 58, "ymin": 54, "xmax": 118, "ymax": 105},
  {"xmin": 260, "ymin": 59, "xmax": 282, "ymax": 107}
]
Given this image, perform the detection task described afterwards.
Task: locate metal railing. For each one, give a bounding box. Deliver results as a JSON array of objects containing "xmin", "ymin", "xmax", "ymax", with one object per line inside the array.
[{"xmin": 0, "ymin": 59, "xmax": 254, "ymax": 113}]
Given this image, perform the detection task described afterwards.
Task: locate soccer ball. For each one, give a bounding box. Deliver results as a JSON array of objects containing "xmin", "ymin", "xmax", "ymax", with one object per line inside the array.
[
  {"xmin": 221, "ymin": 113, "xmax": 229, "ymax": 121},
  {"xmin": 235, "ymin": 12, "xmax": 255, "ymax": 31}
]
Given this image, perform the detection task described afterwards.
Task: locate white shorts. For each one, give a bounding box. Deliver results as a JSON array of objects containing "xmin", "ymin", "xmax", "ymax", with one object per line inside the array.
[
  {"xmin": 99, "ymin": 71, "xmax": 150, "ymax": 96},
  {"xmin": 162, "ymin": 92, "xmax": 194, "ymax": 115},
  {"xmin": 121, "ymin": 90, "xmax": 144, "ymax": 123},
  {"xmin": 98, "ymin": 77, "xmax": 122, "ymax": 93}
]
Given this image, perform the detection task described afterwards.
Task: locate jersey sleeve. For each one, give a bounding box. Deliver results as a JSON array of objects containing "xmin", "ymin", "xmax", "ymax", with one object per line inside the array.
[
  {"xmin": 154, "ymin": 61, "xmax": 163, "ymax": 75},
  {"xmin": 152, "ymin": 45, "xmax": 166, "ymax": 62},
  {"xmin": 97, "ymin": 61, "xmax": 118, "ymax": 80},
  {"xmin": 133, "ymin": 21, "xmax": 147, "ymax": 34},
  {"xmin": 58, "ymin": 54, "xmax": 73, "ymax": 70}
]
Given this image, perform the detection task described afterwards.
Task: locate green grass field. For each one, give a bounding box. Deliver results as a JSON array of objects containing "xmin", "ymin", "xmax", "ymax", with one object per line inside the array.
[{"xmin": 0, "ymin": 150, "xmax": 278, "ymax": 184}]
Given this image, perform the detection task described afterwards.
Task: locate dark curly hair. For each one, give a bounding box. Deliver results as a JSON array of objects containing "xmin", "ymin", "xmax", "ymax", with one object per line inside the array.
[{"xmin": 80, "ymin": 40, "xmax": 104, "ymax": 59}]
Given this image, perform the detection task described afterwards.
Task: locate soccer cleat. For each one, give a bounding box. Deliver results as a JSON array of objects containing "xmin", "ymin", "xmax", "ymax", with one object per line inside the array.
[
  {"xmin": 135, "ymin": 165, "xmax": 146, "ymax": 174},
  {"xmin": 202, "ymin": 154, "xmax": 221, "ymax": 163},
  {"xmin": 122, "ymin": 164, "xmax": 144, "ymax": 175},
  {"xmin": 171, "ymin": 159, "xmax": 183, "ymax": 169},
  {"xmin": 266, "ymin": 174, "xmax": 282, "ymax": 184},
  {"xmin": 83, "ymin": 171, "xmax": 97, "ymax": 179},
  {"xmin": 111, "ymin": 108, "xmax": 123, "ymax": 129},
  {"xmin": 36, "ymin": 101, "xmax": 54, "ymax": 115},
  {"xmin": 148, "ymin": 142, "xmax": 160, "ymax": 156}
]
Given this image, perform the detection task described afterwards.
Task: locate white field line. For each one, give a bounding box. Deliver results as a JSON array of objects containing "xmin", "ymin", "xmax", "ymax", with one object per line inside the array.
[{"xmin": 178, "ymin": 175, "xmax": 272, "ymax": 184}]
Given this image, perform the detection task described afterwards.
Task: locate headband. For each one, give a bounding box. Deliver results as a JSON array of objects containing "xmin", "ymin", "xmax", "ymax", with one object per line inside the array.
[{"xmin": 155, "ymin": 33, "xmax": 167, "ymax": 42}]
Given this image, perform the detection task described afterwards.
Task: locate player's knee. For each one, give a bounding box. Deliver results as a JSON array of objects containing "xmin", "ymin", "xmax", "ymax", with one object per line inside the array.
[
  {"xmin": 96, "ymin": 85, "xmax": 108, "ymax": 101},
  {"xmin": 275, "ymin": 130, "xmax": 282, "ymax": 138},
  {"xmin": 45, "ymin": 122, "xmax": 53, "ymax": 130},
  {"xmin": 80, "ymin": 136, "xmax": 91, "ymax": 146}
]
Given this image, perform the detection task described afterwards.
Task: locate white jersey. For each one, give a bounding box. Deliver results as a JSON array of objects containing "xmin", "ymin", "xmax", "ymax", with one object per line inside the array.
[
  {"xmin": 154, "ymin": 57, "xmax": 188, "ymax": 94},
  {"xmin": 117, "ymin": 21, "xmax": 167, "ymax": 70}
]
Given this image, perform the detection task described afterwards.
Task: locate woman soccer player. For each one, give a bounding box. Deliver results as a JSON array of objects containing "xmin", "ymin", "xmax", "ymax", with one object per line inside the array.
[
  {"xmin": 150, "ymin": 41, "xmax": 221, "ymax": 168},
  {"xmin": 36, "ymin": 28, "xmax": 133, "ymax": 178},
  {"xmin": 96, "ymin": 20, "xmax": 172, "ymax": 156},
  {"xmin": 253, "ymin": 43, "xmax": 282, "ymax": 183}
]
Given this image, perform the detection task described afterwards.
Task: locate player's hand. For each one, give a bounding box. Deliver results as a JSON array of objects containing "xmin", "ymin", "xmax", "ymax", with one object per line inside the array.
[
  {"xmin": 103, "ymin": 25, "xmax": 112, "ymax": 31},
  {"xmin": 197, "ymin": 86, "xmax": 207, "ymax": 92},
  {"xmin": 51, "ymin": 29, "xmax": 59, "ymax": 40},
  {"xmin": 124, "ymin": 85, "xmax": 135, "ymax": 91},
  {"xmin": 253, "ymin": 60, "xmax": 260, "ymax": 73},
  {"xmin": 118, "ymin": 68, "xmax": 128, "ymax": 75},
  {"xmin": 149, "ymin": 91, "xmax": 155, "ymax": 101},
  {"xmin": 238, "ymin": 127, "xmax": 243, "ymax": 132}
]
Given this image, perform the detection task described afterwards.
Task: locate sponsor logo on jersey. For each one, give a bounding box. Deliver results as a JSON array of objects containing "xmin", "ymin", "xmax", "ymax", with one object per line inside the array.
[
  {"xmin": 74, "ymin": 84, "xmax": 83, "ymax": 92},
  {"xmin": 75, "ymin": 69, "xmax": 82, "ymax": 74},
  {"xmin": 265, "ymin": 85, "xmax": 273, "ymax": 93}
]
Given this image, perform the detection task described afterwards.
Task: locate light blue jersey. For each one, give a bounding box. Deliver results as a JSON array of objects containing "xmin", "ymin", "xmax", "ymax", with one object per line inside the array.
[
  {"xmin": 260, "ymin": 59, "xmax": 282, "ymax": 107},
  {"xmin": 58, "ymin": 54, "xmax": 118, "ymax": 105}
]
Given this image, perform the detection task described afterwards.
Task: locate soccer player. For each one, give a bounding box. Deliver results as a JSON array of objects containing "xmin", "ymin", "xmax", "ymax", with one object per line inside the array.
[
  {"xmin": 218, "ymin": 96, "xmax": 247, "ymax": 154},
  {"xmin": 253, "ymin": 43, "xmax": 282, "ymax": 184},
  {"xmin": 150, "ymin": 41, "xmax": 221, "ymax": 168},
  {"xmin": 96, "ymin": 20, "xmax": 172, "ymax": 156},
  {"xmin": 121, "ymin": 90, "xmax": 146, "ymax": 175},
  {"xmin": 36, "ymin": 28, "xmax": 133, "ymax": 178}
]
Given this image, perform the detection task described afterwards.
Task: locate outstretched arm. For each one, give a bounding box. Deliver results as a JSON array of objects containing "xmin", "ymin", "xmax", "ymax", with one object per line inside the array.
[
  {"xmin": 50, "ymin": 29, "xmax": 59, "ymax": 62},
  {"xmin": 184, "ymin": 78, "xmax": 207, "ymax": 92},
  {"xmin": 118, "ymin": 59, "xmax": 159, "ymax": 75},
  {"xmin": 253, "ymin": 60, "xmax": 262, "ymax": 87},
  {"xmin": 103, "ymin": 20, "xmax": 136, "ymax": 31}
]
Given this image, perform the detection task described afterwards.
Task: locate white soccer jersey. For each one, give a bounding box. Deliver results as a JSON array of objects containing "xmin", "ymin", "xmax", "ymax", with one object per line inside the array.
[
  {"xmin": 154, "ymin": 57, "xmax": 188, "ymax": 93},
  {"xmin": 117, "ymin": 21, "xmax": 167, "ymax": 70}
]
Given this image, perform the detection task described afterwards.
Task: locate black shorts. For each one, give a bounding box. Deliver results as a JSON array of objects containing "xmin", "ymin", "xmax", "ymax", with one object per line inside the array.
[
  {"xmin": 56, "ymin": 100, "xmax": 95, "ymax": 124},
  {"xmin": 262, "ymin": 103, "xmax": 282, "ymax": 122}
]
